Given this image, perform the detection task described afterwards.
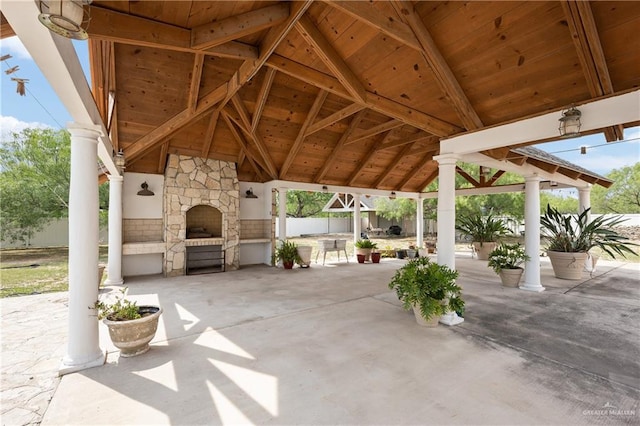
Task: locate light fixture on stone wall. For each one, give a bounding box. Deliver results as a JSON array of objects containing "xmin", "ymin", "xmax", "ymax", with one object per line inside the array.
[
  {"xmin": 137, "ymin": 182, "xmax": 154, "ymax": 196},
  {"xmin": 245, "ymin": 188, "xmax": 258, "ymax": 198},
  {"xmin": 558, "ymin": 105, "xmax": 582, "ymax": 138},
  {"xmin": 38, "ymin": 0, "xmax": 92, "ymax": 40}
]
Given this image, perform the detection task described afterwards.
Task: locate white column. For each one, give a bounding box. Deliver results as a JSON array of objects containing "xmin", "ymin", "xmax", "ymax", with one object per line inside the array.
[
  {"xmin": 578, "ymin": 185, "xmax": 592, "ymax": 222},
  {"xmin": 104, "ymin": 174, "xmax": 124, "ymax": 285},
  {"xmin": 353, "ymin": 193, "xmax": 361, "ymax": 245},
  {"xmin": 278, "ymin": 188, "xmax": 287, "ymax": 240},
  {"xmin": 434, "ymin": 154, "xmax": 463, "ymax": 326},
  {"xmin": 416, "ymin": 195, "xmax": 424, "ymax": 250},
  {"xmin": 60, "ymin": 124, "xmax": 106, "ymax": 375},
  {"xmin": 521, "ymin": 175, "xmax": 545, "ymax": 292}
]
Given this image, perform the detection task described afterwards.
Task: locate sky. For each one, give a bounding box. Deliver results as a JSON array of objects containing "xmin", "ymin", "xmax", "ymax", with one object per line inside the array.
[{"xmin": 1, "ymin": 35, "xmax": 638, "ymax": 178}]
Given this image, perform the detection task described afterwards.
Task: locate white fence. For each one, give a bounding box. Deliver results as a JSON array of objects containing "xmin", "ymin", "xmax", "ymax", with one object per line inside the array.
[{"xmin": 1, "ymin": 218, "xmax": 109, "ymax": 249}]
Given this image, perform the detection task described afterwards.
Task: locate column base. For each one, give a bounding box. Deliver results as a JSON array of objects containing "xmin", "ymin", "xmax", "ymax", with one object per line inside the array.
[
  {"xmin": 439, "ymin": 312, "xmax": 464, "ymax": 326},
  {"xmin": 59, "ymin": 349, "xmax": 106, "ymax": 376},
  {"xmin": 519, "ymin": 283, "xmax": 545, "ymax": 293},
  {"xmin": 104, "ymin": 278, "xmax": 124, "ymax": 286}
]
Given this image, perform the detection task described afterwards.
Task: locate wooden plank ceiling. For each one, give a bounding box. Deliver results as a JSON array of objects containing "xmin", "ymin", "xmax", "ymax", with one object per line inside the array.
[{"xmin": 25, "ymin": 1, "xmax": 640, "ymax": 189}]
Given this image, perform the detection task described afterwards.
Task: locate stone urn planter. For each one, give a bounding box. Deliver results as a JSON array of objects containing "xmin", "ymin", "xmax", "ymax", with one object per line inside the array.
[
  {"xmin": 547, "ymin": 251, "xmax": 588, "ymax": 280},
  {"xmin": 473, "ymin": 242, "xmax": 497, "ymax": 261},
  {"xmin": 499, "ymin": 268, "xmax": 524, "ymax": 288},
  {"xmin": 104, "ymin": 306, "xmax": 163, "ymax": 357},
  {"xmin": 296, "ymin": 246, "xmax": 313, "ymax": 268}
]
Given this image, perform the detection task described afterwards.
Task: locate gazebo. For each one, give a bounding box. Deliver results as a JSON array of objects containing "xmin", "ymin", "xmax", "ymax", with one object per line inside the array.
[{"xmin": 1, "ymin": 1, "xmax": 638, "ymax": 374}]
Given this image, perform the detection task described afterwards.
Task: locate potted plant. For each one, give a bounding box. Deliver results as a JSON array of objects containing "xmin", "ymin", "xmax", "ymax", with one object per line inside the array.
[
  {"xmin": 355, "ymin": 239, "xmax": 377, "ymax": 262},
  {"xmin": 406, "ymin": 245, "xmax": 417, "ymax": 259},
  {"xmin": 456, "ymin": 213, "xmax": 509, "ymax": 260},
  {"xmin": 541, "ymin": 204, "xmax": 636, "ymax": 280},
  {"xmin": 273, "ymin": 240, "xmax": 302, "ymax": 269},
  {"xmin": 93, "ymin": 289, "xmax": 162, "ymax": 357},
  {"xmin": 388, "ymin": 257, "xmax": 464, "ymax": 327},
  {"xmin": 488, "ymin": 243, "xmax": 530, "ymax": 287}
]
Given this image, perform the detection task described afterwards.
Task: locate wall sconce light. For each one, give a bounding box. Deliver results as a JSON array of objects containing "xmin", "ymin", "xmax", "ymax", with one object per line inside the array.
[
  {"xmin": 558, "ymin": 105, "xmax": 582, "ymax": 138},
  {"xmin": 38, "ymin": 0, "xmax": 92, "ymax": 40},
  {"xmin": 322, "ymin": 185, "xmax": 328, "ymax": 193},
  {"xmin": 137, "ymin": 182, "xmax": 154, "ymax": 196},
  {"xmin": 479, "ymin": 166, "xmax": 491, "ymax": 178},
  {"xmin": 245, "ymin": 187, "xmax": 258, "ymax": 199},
  {"xmin": 114, "ymin": 149, "xmax": 125, "ymax": 171},
  {"xmin": 580, "ymin": 146, "xmax": 587, "ymax": 155},
  {"xmin": 389, "ymin": 191, "xmax": 397, "ymax": 200}
]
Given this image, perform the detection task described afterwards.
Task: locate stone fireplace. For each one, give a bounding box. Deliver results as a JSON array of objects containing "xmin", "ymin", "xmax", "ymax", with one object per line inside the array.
[{"xmin": 164, "ymin": 155, "xmax": 240, "ymax": 276}]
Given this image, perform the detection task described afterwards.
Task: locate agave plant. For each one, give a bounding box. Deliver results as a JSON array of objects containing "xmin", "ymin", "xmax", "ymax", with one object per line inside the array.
[
  {"xmin": 456, "ymin": 213, "xmax": 509, "ymax": 245},
  {"xmin": 540, "ymin": 204, "xmax": 636, "ymax": 258}
]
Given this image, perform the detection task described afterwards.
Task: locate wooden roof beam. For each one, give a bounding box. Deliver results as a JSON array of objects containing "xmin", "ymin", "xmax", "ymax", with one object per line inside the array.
[
  {"xmin": 391, "ymin": 0, "xmax": 483, "ymax": 130},
  {"xmin": 187, "ymin": 54, "xmax": 205, "ymax": 113},
  {"xmin": 157, "ymin": 140, "xmax": 169, "ymax": 174},
  {"xmin": 375, "ymin": 133, "xmax": 432, "ymax": 152},
  {"xmin": 315, "ymin": 110, "xmax": 367, "ymax": 182},
  {"xmin": 88, "ymin": 6, "xmax": 258, "ymax": 59},
  {"xmin": 266, "ymin": 55, "xmax": 459, "ymax": 136},
  {"xmin": 373, "ymin": 143, "xmax": 414, "ymax": 188},
  {"xmin": 306, "ymin": 103, "xmax": 365, "ymax": 135},
  {"xmin": 225, "ymin": 1, "xmax": 313, "ymax": 105},
  {"xmin": 413, "ymin": 169, "xmax": 439, "ymax": 193},
  {"xmin": 252, "ymin": 67, "xmax": 277, "ymax": 132},
  {"xmin": 191, "ymin": 3, "xmax": 290, "ymax": 51},
  {"xmin": 201, "ymin": 109, "xmax": 220, "ymax": 158},
  {"xmin": 230, "ymin": 94, "xmax": 278, "ymax": 179},
  {"xmin": 483, "ymin": 170, "xmax": 505, "ymax": 187},
  {"xmin": 561, "ymin": 0, "xmax": 623, "ymax": 142},
  {"xmin": 525, "ymin": 158, "xmax": 560, "ymax": 174},
  {"xmin": 398, "ymin": 151, "xmax": 435, "ymax": 191},
  {"xmin": 324, "ymin": 1, "xmax": 421, "ymax": 50},
  {"xmin": 280, "ymin": 90, "xmax": 328, "ymax": 179},
  {"xmin": 124, "ymin": 106, "xmax": 214, "ymax": 164},
  {"xmin": 345, "ymin": 119, "xmax": 403, "ymax": 145},
  {"xmin": 295, "ymin": 15, "xmax": 367, "ymax": 103},
  {"xmin": 348, "ymin": 131, "xmax": 396, "ymax": 186},
  {"xmin": 456, "ymin": 166, "xmax": 480, "ymax": 187},
  {"xmin": 221, "ymin": 111, "xmax": 267, "ymax": 182}
]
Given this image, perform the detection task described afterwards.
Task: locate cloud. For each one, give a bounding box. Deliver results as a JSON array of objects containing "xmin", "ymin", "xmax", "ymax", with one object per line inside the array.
[
  {"xmin": 0, "ymin": 36, "xmax": 31, "ymax": 60},
  {"xmin": 0, "ymin": 116, "xmax": 51, "ymax": 141}
]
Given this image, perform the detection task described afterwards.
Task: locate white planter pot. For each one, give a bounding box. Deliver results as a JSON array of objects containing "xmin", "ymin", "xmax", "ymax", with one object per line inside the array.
[
  {"xmin": 547, "ymin": 251, "xmax": 588, "ymax": 280},
  {"xmin": 297, "ymin": 246, "xmax": 313, "ymax": 268},
  {"xmin": 412, "ymin": 304, "xmax": 439, "ymax": 327},
  {"xmin": 473, "ymin": 242, "xmax": 497, "ymax": 260},
  {"xmin": 499, "ymin": 268, "xmax": 524, "ymax": 288}
]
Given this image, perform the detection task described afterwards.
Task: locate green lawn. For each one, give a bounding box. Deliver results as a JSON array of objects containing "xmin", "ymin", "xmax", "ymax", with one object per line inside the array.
[{"xmin": 0, "ymin": 246, "xmax": 108, "ymax": 298}]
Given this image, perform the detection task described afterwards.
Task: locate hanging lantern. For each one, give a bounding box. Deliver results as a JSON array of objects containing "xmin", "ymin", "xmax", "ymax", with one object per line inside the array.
[
  {"xmin": 558, "ymin": 106, "xmax": 582, "ymax": 138},
  {"xmin": 38, "ymin": 0, "xmax": 92, "ymax": 40}
]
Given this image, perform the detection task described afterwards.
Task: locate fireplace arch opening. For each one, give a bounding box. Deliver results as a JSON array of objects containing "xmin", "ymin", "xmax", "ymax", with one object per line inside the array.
[{"xmin": 186, "ymin": 205, "xmax": 222, "ymax": 239}]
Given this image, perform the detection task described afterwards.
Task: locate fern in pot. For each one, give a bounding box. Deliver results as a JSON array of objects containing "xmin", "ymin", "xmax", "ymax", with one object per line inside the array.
[
  {"xmin": 388, "ymin": 257, "xmax": 464, "ymax": 327},
  {"xmin": 541, "ymin": 204, "xmax": 636, "ymax": 280},
  {"xmin": 355, "ymin": 239, "xmax": 377, "ymax": 262},
  {"xmin": 488, "ymin": 243, "xmax": 530, "ymax": 287},
  {"xmin": 273, "ymin": 240, "xmax": 302, "ymax": 269}
]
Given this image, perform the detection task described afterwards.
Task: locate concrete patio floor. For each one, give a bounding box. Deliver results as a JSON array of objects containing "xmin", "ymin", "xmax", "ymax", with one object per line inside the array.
[{"xmin": 3, "ymin": 254, "xmax": 639, "ymax": 425}]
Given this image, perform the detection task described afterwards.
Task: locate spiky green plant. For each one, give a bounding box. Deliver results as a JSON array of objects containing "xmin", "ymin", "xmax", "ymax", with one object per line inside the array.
[
  {"xmin": 540, "ymin": 204, "xmax": 636, "ymax": 258},
  {"xmin": 355, "ymin": 239, "xmax": 377, "ymax": 249},
  {"xmin": 388, "ymin": 257, "xmax": 464, "ymax": 321},
  {"xmin": 93, "ymin": 288, "xmax": 141, "ymax": 321},
  {"xmin": 272, "ymin": 240, "xmax": 302, "ymax": 264},
  {"xmin": 456, "ymin": 213, "xmax": 509, "ymax": 245}
]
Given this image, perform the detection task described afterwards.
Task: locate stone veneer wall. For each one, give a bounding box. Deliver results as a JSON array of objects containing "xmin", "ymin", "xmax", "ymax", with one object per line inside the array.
[{"xmin": 164, "ymin": 155, "xmax": 240, "ymax": 276}]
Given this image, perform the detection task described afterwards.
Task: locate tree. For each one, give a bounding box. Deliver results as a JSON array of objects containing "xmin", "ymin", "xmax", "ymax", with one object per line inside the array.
[
  {"xmin": 0, "ymin": 128, "xmax": 109, "ymax": 245},
  {"xmin": 286, "ymin": 190, "xmax": 333, "ymax": 218},
  {"xmin": 591, "ymin": 163, "xmax": 640, "ymax": 213}
]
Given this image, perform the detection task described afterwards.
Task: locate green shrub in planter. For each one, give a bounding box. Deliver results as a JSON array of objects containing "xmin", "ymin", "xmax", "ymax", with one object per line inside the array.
[
  {"xmin": 355, "ymin": 239, "xmax": 377, "ymax": 249},
  {"xmin": 388, "ymin": 257, "xmax": 464, "ymax": 322},
  {"xmin": 487, "ymin": 243, "xmax": 530, "ymax": 274}
]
